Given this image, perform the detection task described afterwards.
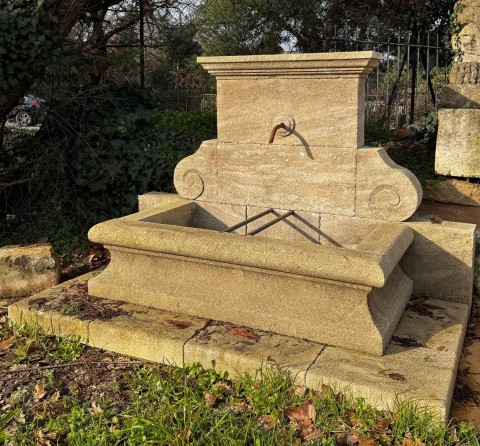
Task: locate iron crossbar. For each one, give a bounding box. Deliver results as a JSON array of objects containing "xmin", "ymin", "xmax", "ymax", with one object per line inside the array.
[
  {"xmin": 221, "ymin": 208, "xmax": 273, "ymax": 233},
  {"xmin": 222, "ymin": 209, "xmax": 295, "ymax": 236}
]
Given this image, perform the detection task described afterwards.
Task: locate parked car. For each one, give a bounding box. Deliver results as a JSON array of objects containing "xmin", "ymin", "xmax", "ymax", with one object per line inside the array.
[{"xmin": 8, "ymin": 94, "xmax": 46, "ymax": 127}]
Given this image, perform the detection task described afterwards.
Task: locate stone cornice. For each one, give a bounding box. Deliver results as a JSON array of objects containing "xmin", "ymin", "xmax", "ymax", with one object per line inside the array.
[{"xmin": 197, "ymin": 51, "xmax": 382, "ymax": 78}]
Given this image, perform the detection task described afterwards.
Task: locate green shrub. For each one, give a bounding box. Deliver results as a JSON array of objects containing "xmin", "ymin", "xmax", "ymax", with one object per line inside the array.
[
  {"xmin": 1, "ymin": 83, "xmax": 217, "ymax": 229},
  {"xmin": 152, "ymin": 109, "xmax": 216, "ymax": 190},
  {"xmin": 408, "ymin": 111, "xmax": 438, "ymax": 152}
]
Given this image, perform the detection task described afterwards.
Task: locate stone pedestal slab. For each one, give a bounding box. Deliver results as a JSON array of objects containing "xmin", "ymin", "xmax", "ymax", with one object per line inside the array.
[{"xmin": 436, "ymin": 109, "xmax": 480, "ymax": 177}]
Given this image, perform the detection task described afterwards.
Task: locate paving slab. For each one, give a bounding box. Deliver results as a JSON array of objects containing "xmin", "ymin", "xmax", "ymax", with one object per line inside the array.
[
  {"xmin": 184, "ymin": 321, "xmax": 324, "ymax": 384},
  {"xmin": 305, "ymin": 298, "xmax": 469, "ymax": 420},
  {"xmin": 88, "ymin": 305, "xmax": 208, "ymax": 366},
  {"xmin": 8, "ymin": 272, "xmax": 469, "ymax": 420}
]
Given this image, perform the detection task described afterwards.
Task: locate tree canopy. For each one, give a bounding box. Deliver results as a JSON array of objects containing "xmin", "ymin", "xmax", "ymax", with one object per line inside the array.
[{"xmin": 194, "ymin": 0, "xmax": 456, "ymax": 55}]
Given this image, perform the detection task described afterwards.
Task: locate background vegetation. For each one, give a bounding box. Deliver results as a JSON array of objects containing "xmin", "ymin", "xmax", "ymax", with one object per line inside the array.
[{"xmin": 0, "ymin": 0, "xmax": 454, "ymax": 252}]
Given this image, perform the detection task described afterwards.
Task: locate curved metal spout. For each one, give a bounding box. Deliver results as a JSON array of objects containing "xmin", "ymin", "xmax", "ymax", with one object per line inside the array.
[{"xmin": 268, "ymin": 122, "xmax": 287, "ymax": 144}]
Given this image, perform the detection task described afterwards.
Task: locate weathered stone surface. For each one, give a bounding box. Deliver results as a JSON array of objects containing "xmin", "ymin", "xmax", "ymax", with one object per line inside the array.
[
  {"xmin": 89, "ymin": 305, "xmax": 208, "ymax": 366},
  {"xmin": 455, "ymin": 24, "xmax": 480, "ymax": 63},
  {"xmin": 356, "ymin": 148, "xmax": 423, "ymax": 221},
  {"xmin": 7, "ymin": 272, "xmax": 101, "ymax": 341},
  {"xmin": 423, "ymin": 179, "xmax": 480, "ymax": 206},
  {"xmin": 318, "ymin": 215, "xmax": 380, "ymax": 248},
  {"xmin": 306, "ymin": 298, "xmax": 469, "ymax": 420},
  {"xmin": 435, "ymin": 109, "xmax": 480, "ymax": 177},
  {"xmin": 312, "ymin": 213, "xmax": 476, "ymax": 305},
  {"xmin": 439, "ymin": 84, "xmax": 480, "ymax": 108},
  {"xmin": 174, "ymin": 144, "xmax": 421, "ymax": 221},
  {"xmin": 89, "ymin": 215, "xmax": 413, "ymax": 355},
  {"xmin": 457, "ymin": 5, "xmax": 480, "ymax": 25},
  {"xmin": 450, "ymin": 62, "xmax": 480, "ymax": 85},
  {"xmin": 173, "ymin": 53, "xmax": 421, "ymax": 223},
  {"xmin": 193, "ymin": 202, "xmax": 247, "ymax": 234},
  {"xmin": 0, "ymin": 244, "xmax": 61, "ymax": 298},
  {"xmin": 217, "ymin": 144, "xmax": 357, "ymax": 215},
  {"xmin": 9, "ymin": 294, "xmax": 90, "ymax": 342},
  {"xmin": 138, "ymin": 191, "xmax": 191, "ymax": 212},
  {"xmin": 184, "ymin": 322, "xmax": 323, "ymax": 383},
  {"xmin": 401, "ymin": 218, "xmax": 475, "ymax": 308},
  {"xmin": 246, "ymin": 207, "xmax": 320, "ymax": 243},
  {"xmin": 198, "ymin": 52, "xmax": 381, "ymax": 148},
  {"xmin": 173, "ymin": 140, "xmax": 218, "ymax": 201}
]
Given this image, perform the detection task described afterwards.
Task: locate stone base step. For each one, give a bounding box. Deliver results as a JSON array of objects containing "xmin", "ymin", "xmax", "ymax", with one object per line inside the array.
[{"xmin": 8, "ymin": 271, "xmax": 469, "ymax": 421}]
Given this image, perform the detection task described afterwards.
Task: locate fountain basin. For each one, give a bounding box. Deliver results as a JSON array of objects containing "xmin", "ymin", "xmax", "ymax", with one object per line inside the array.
[{"xmin": 88, "ymin": 194, "xmax": 414, "ymax": 356}]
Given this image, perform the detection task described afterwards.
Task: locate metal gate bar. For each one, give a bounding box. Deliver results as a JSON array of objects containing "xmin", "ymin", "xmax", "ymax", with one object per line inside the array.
[{"xmin": 221, "ymin": 208, "xmax": 273, "ymax": 233}]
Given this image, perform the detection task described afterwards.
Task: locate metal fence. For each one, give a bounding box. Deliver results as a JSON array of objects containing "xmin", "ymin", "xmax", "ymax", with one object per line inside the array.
[
  {"xmin": 120, "ymin": 28, "xmax": 453, "ymax": 128},
  {"xmin": 357, "ymin": 31, "xmax": 452, "ymax": 129},
  {"xmin": 284, "ymin": 27, "xmax": 453, "ymax": 128}
]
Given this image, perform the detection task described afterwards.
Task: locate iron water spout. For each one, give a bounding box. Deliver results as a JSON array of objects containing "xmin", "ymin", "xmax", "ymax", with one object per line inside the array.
[{"xmin": 268, "ymin": 122, "xmax": 287, "ymax": 144}]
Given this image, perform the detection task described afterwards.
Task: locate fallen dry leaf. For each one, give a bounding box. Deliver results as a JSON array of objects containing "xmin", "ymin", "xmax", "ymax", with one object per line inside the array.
[
  {"xmin": 205, "ymin": 393, "xmax": 217, "ymax": 407},
  {"xmin": 26, "ymin": 341, "xmax": 37, "ymax": 354},
  {"xmin": 301, "ymin": 425, "xmax": 324, "ymax": 441},
  {"xmin": 49, "ymin": 391, "xmax": 60, "ymax": 403},
  {"xmin": 166, "ymin": 319, "xmax": 193, "ymax": 329},
  {"xmin": 285, "ymin": 402, "xmax": 316, "ymax": 426},
  {"xmin": 374, "ymin": 418, "xmax": 390, "ymax": 431},
  {"xmin": 379, "ymin": 369, "xmax": 407, "ymax": 383},
  {"xmin": 346, "ymin": 432, "xmax": 361, "ymax": 445},
  {"xmin": 34, "ymin": 382, "xmax": 47, "ymax": 400},
  {"xmin": 402, "ymin": 437, "xmax": 426, "ymax": 446},
  {"xmin": 229, "ymin": 400, "xmax": 250, "ymax": 414},
  {"xmin": 177, "ymin": 429, "xmax": 191, "ymax": 441},
  {"xmin": 227, "ymin": 326, "xmax": 259, "ymax": 341},
  {"xmin": 89, "ymin": 401, "xmax": 103, "ymax": 415},
  {"xmin": 258, "ymin": 414, "xmax": 277, "ymax": 430},
  {"xmin": 292, "ymin": 385, "xmax": 307, "ymax": 397},
  {"xmin": 429, "ymin": 216, "xmax": 443, "ymax": 225},
  {"xmin": 0, "ymin": 337, "xmax": 15, "ymax": 354},
  {"xmin": 358, "ymin": 438, "xmax": 379, "ymax": 446},
  {"xmin": 36, "ymin": 429, "xmax": 57, "ymax": 446}
]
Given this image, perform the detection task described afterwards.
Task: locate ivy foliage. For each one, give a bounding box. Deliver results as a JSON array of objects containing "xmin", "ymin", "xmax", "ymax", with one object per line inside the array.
[
  {"xmin": 3, "ymin": 83, "xmax": 216, "ymax": 224},
  {"xmin": 0, "ymin": 0, "xmax": 59, "ymax": 106}
]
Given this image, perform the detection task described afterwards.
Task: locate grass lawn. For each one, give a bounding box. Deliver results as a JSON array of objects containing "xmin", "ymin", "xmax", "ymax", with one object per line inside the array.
[{"xmin": 1, "ymin": 305, "xmax": 479, "ymax": 445}]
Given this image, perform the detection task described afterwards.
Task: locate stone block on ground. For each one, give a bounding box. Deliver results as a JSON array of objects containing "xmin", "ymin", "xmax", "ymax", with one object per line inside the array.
[
  {"xmin": 439, "ymin": 84, "xmax": 480, "ymax": 109},
  {"xmin": 423, "ymin": 179, "xmax": 480, "ymax": 206},
  {"xmin": 401, "ymin": 218, "xmax": 475, "ymax": 307},
  {"xmin": 435, "ymin": 109, "xmax": 480, "ymax": 178},
  {"xmin": 417, "ymin": 200, "xmax": 480, "ymax": 228},
  {"xmin": 0, "ymin": 244, "xmax": 61, "ymax": 298}
]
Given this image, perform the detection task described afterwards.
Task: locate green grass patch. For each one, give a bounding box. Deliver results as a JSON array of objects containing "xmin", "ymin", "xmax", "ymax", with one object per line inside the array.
[{"xmin": 0, "ymin": 320, "xmax": 478, "ymax": 446}]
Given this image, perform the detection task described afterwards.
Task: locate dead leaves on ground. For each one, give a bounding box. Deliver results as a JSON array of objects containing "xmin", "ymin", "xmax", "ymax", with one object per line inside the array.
[
  {"xmin": 227, "ymin": 326, "xmax": 259, "ymax": 342},
  {"xmin": 0, "ymin": 337, "xmax": 15, "ymax": 355},
  {"xmin": 33, "ymin": 382, "xmax": 46, "ymax": 400},
  {"xmin": 84, "ymin": 246, "xmax": 110, "ymax": 268},
  {"xmin": 166, "ymin": 319, "xmax": 193, "ymax": 330},
  {"xmin": 285, "ymin": 403, "xmax": 324, "ymax": 441}
]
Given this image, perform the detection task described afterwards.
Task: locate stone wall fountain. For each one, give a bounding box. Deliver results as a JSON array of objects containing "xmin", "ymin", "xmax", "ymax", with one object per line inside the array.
[
  {"xmin": 10, "ymin": 51, "xmax": 477, "ymax": 418},
  {"xmin": 89, "ymin": 52, "xmax": 423, "ymax": 356}
]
